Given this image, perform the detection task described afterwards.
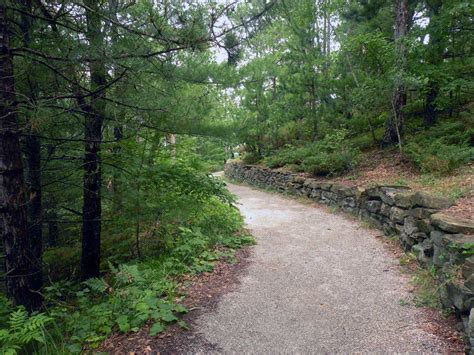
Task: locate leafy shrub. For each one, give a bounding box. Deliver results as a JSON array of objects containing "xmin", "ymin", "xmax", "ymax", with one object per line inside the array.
[
  {"xmin": 242, "ymin": 151, "xmax": 261, "ymax": 164},
  {"xmin": 405, "ymin": 119, "xmax": 473, "ymax": 175},
  {"xmin": 263, "ymin": 129, "xmax": 359, "ymax": 176},
  {"xmin": 263, "ymin": 146, "xmax": 312, "ymax": 169},
  {"xmin": 405, "ymin": 139, "xmax": 473, "ymax": 174},
  {"xmin": 302, "ymin": 150, "xmax": 357, "ymax": 176},
  {"xmin": 191, "ymin": 197, "xmax": 243, "ymax": 241}
]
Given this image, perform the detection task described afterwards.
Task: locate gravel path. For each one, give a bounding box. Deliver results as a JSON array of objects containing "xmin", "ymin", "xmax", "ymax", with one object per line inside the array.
[{"xmin": 191, "ymin": 181, "xmax": 453, "ymax": 353}]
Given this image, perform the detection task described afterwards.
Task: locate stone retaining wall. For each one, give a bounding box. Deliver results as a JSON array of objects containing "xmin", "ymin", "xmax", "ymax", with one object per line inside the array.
[{"xmin": 225, "ymin": 162, "xmax": 474, "ymax": 353}]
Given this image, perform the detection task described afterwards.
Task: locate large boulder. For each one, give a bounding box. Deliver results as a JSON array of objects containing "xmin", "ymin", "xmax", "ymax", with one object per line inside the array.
[
  {"xmin": 431, "ymin": 213, "xmax": 474, "ymax": 234},
  {"xmin": 415, "ymin": 192, "xmax": 453, "ymax": 209}
]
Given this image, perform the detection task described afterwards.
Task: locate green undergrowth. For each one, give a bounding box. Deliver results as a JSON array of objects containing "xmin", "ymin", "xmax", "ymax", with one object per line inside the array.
[
  {"xmin": 404, "ymin": 118, "xmax": 474, "ymax": 175},
  {"xmin": 1, "ymin": 198, "xmax": 255, "ymax": 354},
  {"xmin": 250, "ymin": 118, "xmax": 473, "ymax": 179},
  {"xmin": 1, "ymin": 230, "xmax": 255, "ymax": 354},
  {"xmin": 410, "ymin": 265, "xmax": 443, "ymax": 309},
  {"xmin": 398, "ymin": 250, "xmax": 448, "ymax": 311},
  {"xmin": 261, "ymin": 129, "xmax": 360, "ymax": 176}
]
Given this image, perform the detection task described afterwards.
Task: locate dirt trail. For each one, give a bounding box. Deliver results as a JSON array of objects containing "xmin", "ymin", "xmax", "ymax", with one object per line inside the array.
[{"xmin": 189, "ymin": 180, "xmax": 456, "ymax": 353}]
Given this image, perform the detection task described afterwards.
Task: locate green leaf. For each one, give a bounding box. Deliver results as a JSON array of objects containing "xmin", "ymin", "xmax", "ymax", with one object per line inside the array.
[
  {"xmin": 116, "ymin": 315, "xmax": 130, "ymax": 332},
  {"xmin": 178, "ymin": 320, "xmax": 189, "ymax": 330},
  {"xmin": 149, "ymin": 322, "xmax": 165, "ymax": 336},
  {"xmin": 66, "ymin": 343, "xmax": 83, "ymax": 353}
]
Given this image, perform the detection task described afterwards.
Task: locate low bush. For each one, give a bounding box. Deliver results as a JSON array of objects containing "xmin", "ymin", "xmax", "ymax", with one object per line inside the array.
[
  {"xmin": 405, "ymin": 120, "xmax": 473, "ymax": 174},
  {"xmin": 263, "ymin": 129, "xmax": 359, "ymax": 176},
  {"xmin": 242, "ymin": 151, "xmax": 261, "ymax": 165}
]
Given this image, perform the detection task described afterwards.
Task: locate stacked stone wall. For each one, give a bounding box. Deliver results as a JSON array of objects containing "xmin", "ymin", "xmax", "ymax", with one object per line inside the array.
[{"xmin": 225, "ymin": 162, "xmax": 474, "ymax": 352}]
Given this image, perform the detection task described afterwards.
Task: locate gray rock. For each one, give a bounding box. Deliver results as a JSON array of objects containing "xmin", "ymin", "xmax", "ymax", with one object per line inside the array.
[
  {"xmin": 319, "ymin": 182, "xmax": 332, "ymax": 191},
  {"xmin": 309, "ymin": 189, "xmax": 321, "ymax": 200},
  {"xmin": 469, "ymin": 309, "xmax": 474, "ymax": 354},
  {"xmin": 303, "ymin": 179, "xmax": 319, "ymax": 189},
  {"xmin": 380, "ymin": 190, "xmax": 397, "ymax": 206},
  {"xmin": 365, "ymin": 187, "xmax": 381, "ymax": 199},
  {"xmin": 292, "ymin": 175, "xmax": 306, "ymax": 184},
  {"xmin": 412, "ymin": 232, "xmax": 428, "ymax": 243},
  {"xmin": 465, "ymin": 275, "xmax": 474, "ymax": 292},
  {"xmin": 410, "ymin": 207, "xmax": 437, "ymax": 220},
  {"xmin": 394, "ymin": 192, "xmax": 417, "ymax": 208},
  {"xmin": 415, "ymin": 192, "xmax": 453, "ymax": 209},
  {"xmin": 382, "ymin": 221, "xmax": 397, "ymax": 236},
  {"xmin": 404, "ymin": 216, "xmax": 418, "ymax": 235},
  {"xmin": 379, "ymin": 186, "xmax": 411, "ymax": 205},
  {"xmin": 445, "ymin": 281, "xmax": 474, "ymax": 313},
  {"xmin": 431, "ymin": 213, "xmax": 474, "ymax": 234},
  {"xmin": 417, "ymin": 219, "xmax": 433, "ymax": 233},
  {"xmin": 320, "ymin": 190, "xmax": 335, "ymax": 204},
  {"xmin": 431, "ymin": 230, "xmax": 445, "ymax": 246},
  {"xmin": 390, "ymin": 207, "xmax": 409, "ymax": 224},
  {"xmin": 366, "ymin": 200, "xmax": 382, "ymax": 213},
  {"xmin": 463, "ymin": 257, "xmax": 474, "ymax": 280},
  {"xmin": 413, "ymin": 239, "xmax": 433, "ymax": 265},
  {"xmin": 341, "ymin": 186, "xmax": 360, "ymax": 197},
  {"xmin": 342, "ymin": 197, "xmax": 356, "ymax": 208},
  {"xmin": 380, "ymin": 203, "xmax": 391, "ymax": 217}
]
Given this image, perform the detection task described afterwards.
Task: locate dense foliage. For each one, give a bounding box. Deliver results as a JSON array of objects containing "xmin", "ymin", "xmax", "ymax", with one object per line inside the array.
[
  {"xmin": 0, "ymin": 0, "xmax": 265, "ymax": 352},
  {"xmin": 231, "ymin": 0, "xmax": 473, "ymax": 175},
  {"xmin": 0, "ymin": 0, "xmax": 473, "ymax": 353}
]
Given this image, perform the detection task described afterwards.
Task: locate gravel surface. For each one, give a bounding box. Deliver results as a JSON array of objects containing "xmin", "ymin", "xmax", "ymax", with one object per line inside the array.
[{"xmin": 191, "ymin": 181, "xmax": 454, "ymax": 353}]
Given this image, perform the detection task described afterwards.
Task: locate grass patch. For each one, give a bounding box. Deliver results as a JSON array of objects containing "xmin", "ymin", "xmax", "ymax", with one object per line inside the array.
[{"xmin": 410, "ymin": 265, "xmax": 442, "ymax": 309}]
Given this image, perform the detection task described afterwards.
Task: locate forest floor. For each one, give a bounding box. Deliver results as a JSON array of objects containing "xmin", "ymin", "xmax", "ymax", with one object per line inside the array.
[
  {"xmin": 274, "ymin": 149, "xmax": 473, "ymax": 220},
  {"xmin": 103, "ymin": 179, "xmax": 464, "ymax": 353}
]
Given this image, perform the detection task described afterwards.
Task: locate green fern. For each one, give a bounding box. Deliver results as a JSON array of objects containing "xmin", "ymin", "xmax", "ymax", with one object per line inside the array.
[{"xmin": 0, "ymin": 307, "xmax": 52, "ymax": 354}]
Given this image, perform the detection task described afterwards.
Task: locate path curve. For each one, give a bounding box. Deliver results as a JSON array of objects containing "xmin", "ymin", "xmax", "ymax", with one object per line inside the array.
[{"xmin": 193, "ymin": 181, "xmax": 452, "ymax": 352}]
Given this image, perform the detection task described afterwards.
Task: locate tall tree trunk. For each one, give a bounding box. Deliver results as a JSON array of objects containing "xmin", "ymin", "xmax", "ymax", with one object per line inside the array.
[
  {"xmin": 25, "ymin": 135, "xmax": 42, "ymax": 289},
  {"xmin": 81, "ymin": 0, "xmax": 106, "ymax": 280},
  {"xmin": 381, "ymin": 0, "xmax": 408, "ymax": 148},
  {"xmin": 112, "ymin": 125, "xmax": 123, "ymax": 211},
  {"xmin": 423, "ymin": 0, "xmax": 442, "ymax": 127},
  {"xmin": 21, "ymin": 0, "xmax": 42, "ymax": 296},
  {"xmin": 0, "ymin": 4, "xmax": 41, "ymax": 310},
  {"xmin": 424, "ymin": 86, "xmax": 438, "ymax": 126},
  {"xmin": 109, "ymin": 0, "xmax": 124, "ymax": 213}
]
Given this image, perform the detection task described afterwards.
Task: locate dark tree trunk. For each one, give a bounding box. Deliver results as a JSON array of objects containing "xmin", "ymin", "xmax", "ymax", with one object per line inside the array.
[
  {"xmin": 112, "ymin": 125, "xmax": 123, "ymax": 211},
  {"xmin": 424, "ymin": 85, "xmax": 438, "ymax": 127},
  {"xmin": 423, "ymin": 1, "xmax": 442, "ymax": 127},
  {"xmin": 0, "ymin": 5, "xmax": 41, "ymax": 310},
  {"xmin": 25, "ymin": 135, "xmax": 42, "ymax": 290},
  {"xmin": 81, "ymin": 0, "xmax": 106, "ymax": 280},
  {"xmin": 47, "ymin": 216, "xmax": 59, "ymax": 247},
  {"xmin": 109, "ymin": 0, "xmax": 123, "ymax": 212},
  {"xmin": 21, "ymin": 0, "xmax": 42, "ymax": 296},
  {"xmin": 381, "ymin": 0, "xmax": 408, "ymax": 147}
]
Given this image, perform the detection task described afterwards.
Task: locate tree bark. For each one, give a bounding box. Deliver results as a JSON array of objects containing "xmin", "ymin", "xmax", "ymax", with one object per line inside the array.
[
  {"xmin": 81, "ymin": 0, "xmax": 106, "ymax": 280},
  {"xmin": 381, "ymin": 0, "xmax": 408, "ymax": 147},
  {"xmin": 21, "ymin": 0, "xmax": 43, "ymax": 296},
  {"xmin": 423, "ymin": 0, "xmax": 442, "ymax": 127},
  {"xmin": 25, "ymin": 134, "xmax": 42, "ymax": 289},
  {"xmin": 0, "ymin": 4, "xmax": 42, "ymax": 310}
]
